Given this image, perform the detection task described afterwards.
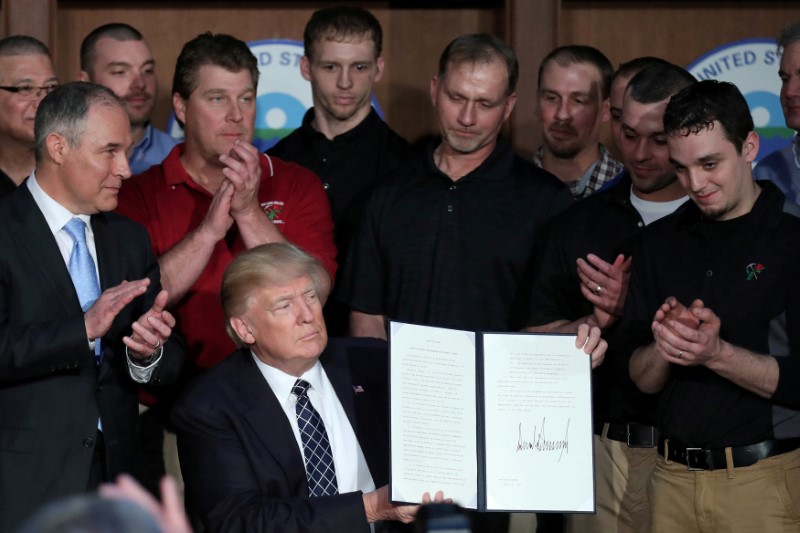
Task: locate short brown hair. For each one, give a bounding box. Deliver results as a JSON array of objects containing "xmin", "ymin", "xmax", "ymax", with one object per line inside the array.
[
  {"xmin": 304, "ymin": 6, "xmax": 382, "ymax": 61},
  {"xmin": 172, "ymin": 32, "xmax": 258, "ymax": 100},
  {"xmin": 439, "ymin": 33, "xmax": 518, "ymax": 96},
  {"xmin": 538, "ymin": 45, "xmax": 614, "ymax": 99},
  {"xmin": 0, "ymin": 35, "xmax": 50, "ymax": 58},
  {"xmin": 80, "ymin": 23, "xmax": 144, "ymax": 76}
]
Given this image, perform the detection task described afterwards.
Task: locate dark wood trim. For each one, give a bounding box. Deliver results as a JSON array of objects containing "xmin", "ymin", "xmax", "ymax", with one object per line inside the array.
[
  {"xmin": 5, "ymin": 0, "xmax": 54, "ymax": 46},
  {"xmin": 506, "ymin": 0, "xmax": 559, "ymax": 158}
]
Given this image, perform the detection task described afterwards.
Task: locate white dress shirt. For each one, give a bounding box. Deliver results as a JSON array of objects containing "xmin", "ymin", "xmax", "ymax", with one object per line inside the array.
[
  {"xmin": 253, "ymin": 354, "xmax": 376, "ymax": 496},
  {"xmin": 26, "ymin": 173, "xmax": 160, "ymax": 382}
]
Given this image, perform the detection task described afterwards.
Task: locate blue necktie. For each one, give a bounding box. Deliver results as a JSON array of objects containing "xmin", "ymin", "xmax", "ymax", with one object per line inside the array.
[
  {"xmin": 63, "ymin": 218, "xmax": 103, "ymax": 364},
  {"xmin": 292, "ymin": 379, "xmax": 338, "ymax": 497}
]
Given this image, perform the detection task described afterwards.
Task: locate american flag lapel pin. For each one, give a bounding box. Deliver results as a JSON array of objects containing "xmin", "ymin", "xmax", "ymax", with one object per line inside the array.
[{"xmin": 353, "ymin": 385, "xmax": 365, "ymax": 394}]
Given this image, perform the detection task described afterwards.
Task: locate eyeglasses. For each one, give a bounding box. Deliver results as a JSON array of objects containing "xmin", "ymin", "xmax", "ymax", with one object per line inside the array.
[{"xmin": 0, "ymin": 83, "xmax": 58, "ymax": 99}]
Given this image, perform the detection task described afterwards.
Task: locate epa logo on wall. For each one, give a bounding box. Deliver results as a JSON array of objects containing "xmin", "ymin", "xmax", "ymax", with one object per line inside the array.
[
  {"xmin": 687, "ymin": 38, "xmax": 791, "ymax": 162},
  {"xmin": 168, "ymin": 39, "xmax": 383, "ymax": 152}
]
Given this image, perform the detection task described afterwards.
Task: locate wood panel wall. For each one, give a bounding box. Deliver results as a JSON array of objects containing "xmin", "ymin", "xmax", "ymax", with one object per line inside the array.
[
  {"xmin": 2, "ymin": 1, "xmax": 797, "ymax": 156},
  {"xmin": 558, "ymin": 1, "xmax": 797, "ymax": 155},
  {"xmin": 49, "ymin": 2, "xmax": 500, "ymax": 150},
  {"xmin": 561, "ymin": 1, "xmax": 796, "ymax": 68}
]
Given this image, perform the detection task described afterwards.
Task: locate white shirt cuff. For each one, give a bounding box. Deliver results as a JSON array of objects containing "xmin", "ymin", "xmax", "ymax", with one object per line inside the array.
[{"xmin": 126, "ymin": 345, "xmax": 164, "ymax": 383}]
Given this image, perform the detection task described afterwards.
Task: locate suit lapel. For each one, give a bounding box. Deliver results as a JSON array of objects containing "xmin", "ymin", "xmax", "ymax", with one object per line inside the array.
[
  {"xmin": 238, "ymin": 352, "xmax": 307, "ymax": 493},
  {"xmin": 321, "ymin": 343, "xmax": 359, "ymax": 431},
  {"xmin": 91, "ymin": 213, "xmax": 121, "ymax": 291},
  {"xmin": 11, "ymin": 187, "xmax": 80, "ymax": 313},
  {"xmin": 327, "ymin": 339, "xmax": 392, "ymax": 487},
  {"xmin": 91, "ymin": 214, "xmax": 120, "ymax": 377}
]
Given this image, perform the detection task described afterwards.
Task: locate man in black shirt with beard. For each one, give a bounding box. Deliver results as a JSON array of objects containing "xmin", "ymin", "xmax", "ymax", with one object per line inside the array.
[
  {"xmin": 342, "ymin": 33, "xmax": 612, "ymax": 533},
  {"xmin": 519, "ymin": 62, "xmax": 694, "ymax": 533},
  {"xmin": 626, "ymin": 80, "xmax": 800, "ymax": 532}
]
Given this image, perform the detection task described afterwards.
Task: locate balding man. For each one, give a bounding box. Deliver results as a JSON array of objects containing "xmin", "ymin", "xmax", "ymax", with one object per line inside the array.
[{"xmin": 0, "ymin": 35, "xmax": 57, "ymax": 197}]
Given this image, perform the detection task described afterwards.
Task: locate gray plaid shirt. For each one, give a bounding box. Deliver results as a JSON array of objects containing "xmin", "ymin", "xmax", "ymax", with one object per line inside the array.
[{"xmin": 534, "ymin": 143, "xmax": 624, "ymax": 199}]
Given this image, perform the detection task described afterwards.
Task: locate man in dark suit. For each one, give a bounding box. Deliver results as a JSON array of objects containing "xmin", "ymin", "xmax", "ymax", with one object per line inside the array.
[
  {"xmin": 0, "ymin": 81, "xmax": 182, "ymax": 531},
  {"xmin": 172, "ymin": 243, "xmax": 439, "ymax": 532}
]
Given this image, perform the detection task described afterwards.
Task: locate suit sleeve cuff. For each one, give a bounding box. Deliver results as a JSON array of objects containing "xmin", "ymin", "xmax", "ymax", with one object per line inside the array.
[{"xmin": 126, "ymin": 345, "xmax": 164, "ymax": 383}]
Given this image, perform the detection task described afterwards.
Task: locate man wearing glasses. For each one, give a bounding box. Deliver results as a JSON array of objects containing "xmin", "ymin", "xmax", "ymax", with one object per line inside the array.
[{"xmin": 0, "ymin": 35, "xmax": 58, "ymax": 198}]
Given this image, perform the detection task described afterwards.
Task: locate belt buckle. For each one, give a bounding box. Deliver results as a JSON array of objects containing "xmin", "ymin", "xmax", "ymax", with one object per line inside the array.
[
  {"xmin": 626, "ymin": 423, "xmax": 655, "ymax": 448},
  {"xmin": 685, "ymin": 447, "xmax": 706, "ymax": 471}
]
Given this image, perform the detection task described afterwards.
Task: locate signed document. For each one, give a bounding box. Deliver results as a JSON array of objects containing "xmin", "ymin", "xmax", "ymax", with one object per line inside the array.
[{"xmin": 390, "ymin": 322, "xmax": 594, "ymax": 513}]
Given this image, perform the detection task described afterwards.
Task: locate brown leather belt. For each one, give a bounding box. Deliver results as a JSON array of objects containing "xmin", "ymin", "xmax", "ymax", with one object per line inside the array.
[{"xmin": 658, "ymin": 438, "xmax": 800, "ymax": 471}]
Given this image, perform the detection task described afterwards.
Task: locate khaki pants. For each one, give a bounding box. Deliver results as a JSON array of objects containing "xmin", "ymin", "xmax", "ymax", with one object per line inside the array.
[
  {"xmin": 136, "ymin": 404, "xmax": 184, "ymax": 495},
  {"xmin": 566, "ymin": 430, "xmax": 657, "ymax": 533},
  {"xmin": 650, "ymin": 446, "xmax": 800, "ymax": 532}
]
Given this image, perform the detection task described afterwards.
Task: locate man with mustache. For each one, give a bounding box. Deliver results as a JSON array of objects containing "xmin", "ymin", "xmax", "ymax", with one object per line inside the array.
[
  {"xmin": 753, "ymin": 21, "xmax": 800, "ymax": 205},
  {"xmin": 534, "ymin": 45, "xmax": 623, "ymax": 199},
  {"xmin": 79, "ymin": 23, "xmax": 177, "ymax": 175},
  {"xmin": 0, "ymin": 35, "xmax": 58, "ymax": 198},
  {"xmin": 520, "ymin": 62, "xmax": 694, "ymax": 533},
  {"xmin": 342, "ymin": 33, "xmax": 574, "ymax": 343},
  {"xmin": 342, "ymin": 35, "xmax": 602, "ymax": 533}
]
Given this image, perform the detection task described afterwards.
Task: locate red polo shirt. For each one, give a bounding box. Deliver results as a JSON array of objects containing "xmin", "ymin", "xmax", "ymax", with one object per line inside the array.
[{"xmin": 117, "ymin": 144, "xmax": 336, "ymax": 384}]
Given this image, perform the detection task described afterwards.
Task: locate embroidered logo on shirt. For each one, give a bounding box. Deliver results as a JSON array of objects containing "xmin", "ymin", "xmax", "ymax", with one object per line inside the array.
[
  {"xmin": 261, "ymin": 201, "xmax": 285, "ymax": 224},
  {"xmin": 745, "ymin": 263, "xmax": 765, "ymax": 280}
]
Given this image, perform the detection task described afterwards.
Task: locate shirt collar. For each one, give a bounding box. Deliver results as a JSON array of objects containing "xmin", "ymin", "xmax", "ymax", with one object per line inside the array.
[
  {"xmin": 679, "ymin": 180, "xmax": 782, "ymax": 234},
  {"xmin": 27, "ymin": 172, "xmax": 92, "ymax": 236},
  {"xmin": 426, "ymin": 136, "xmax": 514, "ymax": 183},
  {"xmin": 161, "ymin": 143, "xmax": 196, "ymax": 188},
  {"xmin": 301, "ymin": 106, "xmax": 381, "ymax": 144},
  {"xmin": 132, "ymin": 123, "xmax": 155, "ymax": 153},
  {"xmin": 533, "ymin": 144, "xmax": 623, "ymax": 198},
  {"xmin": 251, "ymin": 353, "xmax": 327, "ymax": 405}
]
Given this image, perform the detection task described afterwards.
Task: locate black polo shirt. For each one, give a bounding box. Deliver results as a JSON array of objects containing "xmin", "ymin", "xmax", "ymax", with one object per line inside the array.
[
  {"xmin": 617, "ymin": 181, "xmax": 800, "ymax": 447},
  {"xmin": 0, "ymin": 169, "xmax": 16, "ymax": 199},
  {"xmin": 268, "ymin": 107, "xmax": 412, "ymax": 255},
  {"xmin": 339, "ymin": 137, "xmax": 572, "ymax": 333},
  {"xmin": 517, "ymin": 172, "xmax": 662, "ymax": 426},
  {"xmin": 519, "ymin": 173, "xmax": 645, "ymax": 327},
  {"xmin": 269, "ymin": 107, "xmax": 413, "ymax": 336}
]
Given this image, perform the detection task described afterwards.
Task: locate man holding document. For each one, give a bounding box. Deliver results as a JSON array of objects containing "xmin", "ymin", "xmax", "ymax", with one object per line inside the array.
[
  {"xmin": 340, "ymin": 33, "xmax": 577, "ymax": 340},
  {"xmin": 341, "ymin": 33, "xmax": 606, "ymax": 532},
  {"xmin": 172, "ymin": 243, "xmax": 444, "ymax": 532}
]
